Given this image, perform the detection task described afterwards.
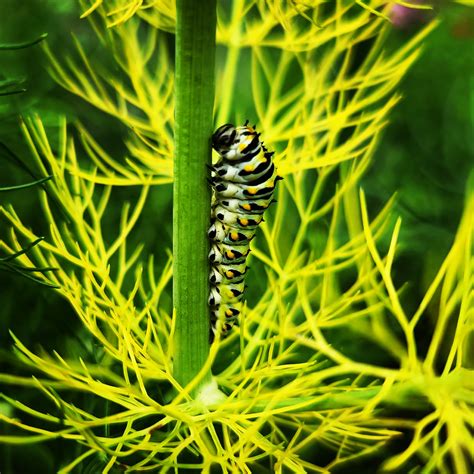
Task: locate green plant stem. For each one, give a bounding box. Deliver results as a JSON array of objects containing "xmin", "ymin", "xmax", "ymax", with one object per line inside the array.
[
  {"xmin": 211, "ymin": 380, "xmax": 433, "ymax": 413},
  {"xmin": 173, "ymin": 0, "xmax": 216, "ymax": 393},
  {"xmin": 216, "ymin": 0, "xmax": 243, "ymax": 125}
]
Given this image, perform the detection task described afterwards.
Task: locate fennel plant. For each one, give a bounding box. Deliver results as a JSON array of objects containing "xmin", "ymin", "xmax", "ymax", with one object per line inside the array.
[{"xmin": 0, "ymin": 1, "xmax": 472, "ymax": 472}]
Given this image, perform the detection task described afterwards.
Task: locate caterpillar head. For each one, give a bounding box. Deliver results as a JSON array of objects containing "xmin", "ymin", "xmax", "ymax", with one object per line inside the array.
[
  {"xmin": 212, "ymin": 124, "xmax": 237, "ymax": 154},
  {"xmin": 212, "ymin": 123, "xmax": 261, "ymax": 161}
]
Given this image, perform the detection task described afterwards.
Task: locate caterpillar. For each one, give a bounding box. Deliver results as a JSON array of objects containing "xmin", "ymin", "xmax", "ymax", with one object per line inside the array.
[{"xmin": 208, "ymin": 121, "xmax": 281, "ymax": 340}]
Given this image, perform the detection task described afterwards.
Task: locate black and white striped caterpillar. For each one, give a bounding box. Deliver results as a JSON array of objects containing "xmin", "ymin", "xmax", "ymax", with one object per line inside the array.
[{"xmin": 208, "ymin": 121, "xmax": 281, "ymax": 340}]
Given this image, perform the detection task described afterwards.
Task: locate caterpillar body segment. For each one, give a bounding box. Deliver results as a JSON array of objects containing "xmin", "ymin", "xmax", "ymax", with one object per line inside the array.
[
  {"xmin": 218, "ymin": 197, "xmax": 274, "ymax": 215},
  {"xmin": 209, "ymin": 243, "xmax": 250, "ymax": 265}
]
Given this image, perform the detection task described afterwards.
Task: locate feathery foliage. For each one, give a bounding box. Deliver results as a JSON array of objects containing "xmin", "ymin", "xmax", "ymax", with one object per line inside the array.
[{"xmin": 0, "ymin": 1, "xmax": 472, "ymax": 472}]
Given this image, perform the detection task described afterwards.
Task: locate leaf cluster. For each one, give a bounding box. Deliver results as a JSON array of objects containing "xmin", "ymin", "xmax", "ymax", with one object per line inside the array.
[{"xmin": 0, "ymin": 1, "xmax": 472, "ymax": 473}]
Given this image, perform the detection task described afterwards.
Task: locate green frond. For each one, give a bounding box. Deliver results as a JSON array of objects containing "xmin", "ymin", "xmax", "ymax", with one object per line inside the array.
[
  {"xmin": 1, "ymin": 1, "xmax": 472, "ymax": 472},
  {"xmin": 0, "ymin": 33, "xmax": 47, "ymax": 50},
  {"xmin": 44, "ymin": 1, "xmax": 436, "ymax": 187},
  {"xmin": 42, "ymin": 20, "xmax": 173, "ymax": 185},
  {"xmin": 0, "ymin": 236, "xmax": 58, "ymax": 287},
  {"xmin": 0, "ymin": 33, "xmax": 47, "ymax": 96},
  {"xmin": 80, "ymin": 0, "xmax": 176, "ymax": 30},
  {"xmin": 78, "ymin": 1, "xmax": 431, "ymax": 32},
  {"xmin": 0, "ymin": 176, "xmax": 52, "ymax": 192}
]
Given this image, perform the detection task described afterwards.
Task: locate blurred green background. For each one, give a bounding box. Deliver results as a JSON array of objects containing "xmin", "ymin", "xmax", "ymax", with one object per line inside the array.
[{"xmin": 0, "ymin": 1, "xmax": 472, "ymax": 472}]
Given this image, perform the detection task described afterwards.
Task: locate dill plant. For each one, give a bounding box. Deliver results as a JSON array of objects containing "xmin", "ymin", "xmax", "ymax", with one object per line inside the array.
[{"xmin": 0, "ymin": 1, "xmax": 472, "ymax": 472}]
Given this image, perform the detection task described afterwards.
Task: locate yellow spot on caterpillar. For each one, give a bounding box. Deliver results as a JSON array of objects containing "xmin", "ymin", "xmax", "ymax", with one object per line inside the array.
[
  {"xmin": 226, "ymin": 270, "xmax": 234, "ymax": 278},
  {"xmin": 226, "ymin": 250, "xmax": 235, "ymax": 259},
  {"xmin": 239, "ymin": 218, "xmax": 249, "ymax": 226},
  {"xmin": 244, "ymin": 164, "xmax": 254, "ymax": 172},
  {"xmin": 248, "ymin": 188, "xmax": 257, "ymax": 195},
  {"xmin": 242, "ymin": 203, "xmax": 252, "ymax": 211},
  {"xmin": 230, "ymin": 232, "xmax": 239, "ymax": 241},
  {"xmin": 239, "ymin": 143, "xmax": 247, "ymax": 151},
  {"xmin": 226, "ymin": 309, "xmax": 233, "ymax": 317}
]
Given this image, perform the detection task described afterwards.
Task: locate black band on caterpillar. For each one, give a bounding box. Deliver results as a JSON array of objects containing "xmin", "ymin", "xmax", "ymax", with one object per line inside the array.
[{"xmin": 208, "ymin": 122, "xmax": 281, "ymax": 341}]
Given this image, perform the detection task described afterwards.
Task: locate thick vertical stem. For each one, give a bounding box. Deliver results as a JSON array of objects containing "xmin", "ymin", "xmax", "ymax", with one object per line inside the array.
[{"xmin": 173, "ymin": 0, "xmax": 216, "ymax": 392}]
